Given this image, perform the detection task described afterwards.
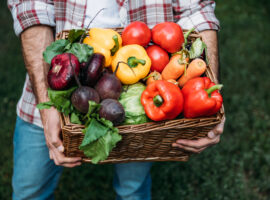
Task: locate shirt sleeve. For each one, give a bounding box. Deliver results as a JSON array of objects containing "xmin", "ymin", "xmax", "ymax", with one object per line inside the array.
[
  {"xmin": 7, "ymin": 0, "xmax": 55, "ymax": 36},
  {"xmin": 175, "ymin": 0, "xmax": 220, "ymax": 32}
]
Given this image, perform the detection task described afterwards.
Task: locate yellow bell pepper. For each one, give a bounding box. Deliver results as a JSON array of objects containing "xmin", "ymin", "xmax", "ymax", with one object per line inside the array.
[
  {"xmin": 83, "ymin": 28, "xmax": 122, "ymax": 67},
  {"xmin": 111, "ymin": 44, "xmax": 151, "ymax": 84}
]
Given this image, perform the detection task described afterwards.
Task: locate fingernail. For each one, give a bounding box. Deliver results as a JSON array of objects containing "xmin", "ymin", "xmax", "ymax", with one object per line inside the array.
[
  {"xmin": 208, "ymin": 131, "xmax": 215, "ymax": 139},
  {"xmin": 176, "ymin": 140, "xmax": 183, "ymax": 144},
  {"xmin": 57, "ymin": 145, "xmax": 64, "ymax": 152}
]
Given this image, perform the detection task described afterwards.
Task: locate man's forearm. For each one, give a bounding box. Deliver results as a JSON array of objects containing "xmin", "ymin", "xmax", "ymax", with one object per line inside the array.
[
  {"xmin": 21, "ymin": 26, "xmax": 54, "ymax": 104},
  {"xmin": 199, "ymin": 30, "xmax": 219, "ymax": 82}
]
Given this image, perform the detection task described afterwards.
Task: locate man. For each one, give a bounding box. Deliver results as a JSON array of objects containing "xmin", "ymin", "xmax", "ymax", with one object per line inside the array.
[{"xmin": 8, "ymin": 0, "xmax": 225, "ymax": 199}]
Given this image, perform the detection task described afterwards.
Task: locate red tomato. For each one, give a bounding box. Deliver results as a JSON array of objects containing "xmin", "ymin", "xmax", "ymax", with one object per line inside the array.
[
  {"xmin": 152, "ymin": 22, "xmax": 184, "ymax": 53},
  {"xmin": 122, "ymin": 21, "xmax": 151, "ymax": 46},
  {"xmin": 146, "ymin": 45, "xmax": 170, "ymax": 73}
]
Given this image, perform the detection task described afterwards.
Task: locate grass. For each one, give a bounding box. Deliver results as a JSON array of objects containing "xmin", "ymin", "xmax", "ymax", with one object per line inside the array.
[{"xmin": 0, "ymin": 0, "xmax": 270, "ymax": 199}]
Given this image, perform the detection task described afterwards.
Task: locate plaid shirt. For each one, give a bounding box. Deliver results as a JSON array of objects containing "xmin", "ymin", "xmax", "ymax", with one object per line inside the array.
[{"xmin": 8, "ymin": 0, "xmax": 220, "ymax": 128}]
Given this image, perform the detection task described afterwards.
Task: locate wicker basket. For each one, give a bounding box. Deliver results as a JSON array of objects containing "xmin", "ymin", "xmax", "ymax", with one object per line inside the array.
[{"xmin": 57, "ymin": 28, "xmax": 225, "ymax": 164}]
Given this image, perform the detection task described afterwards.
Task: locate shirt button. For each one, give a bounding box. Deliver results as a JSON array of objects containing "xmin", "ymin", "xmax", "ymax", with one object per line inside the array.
[{"xmin": 77, "ymin": 21, "xmax": 82, "ymax": 27}]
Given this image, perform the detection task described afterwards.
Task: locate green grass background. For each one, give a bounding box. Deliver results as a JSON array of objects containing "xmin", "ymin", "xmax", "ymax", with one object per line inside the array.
[{"xmin": 1, "ymin": 0, "xmax": 270, "ymax": 199}]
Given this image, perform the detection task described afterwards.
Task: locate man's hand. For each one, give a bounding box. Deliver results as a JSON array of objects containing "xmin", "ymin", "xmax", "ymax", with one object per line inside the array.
[
  {"xmin": 41, "ymin": 108, "xmax": 82, "ymax": 167},
  {"xmin": 172, "ymin": 117, "xmax": 225, "ymax": 153},
  {"xmin": 21, "ymin": 26, "xmax": 82, "ymax": 167}
]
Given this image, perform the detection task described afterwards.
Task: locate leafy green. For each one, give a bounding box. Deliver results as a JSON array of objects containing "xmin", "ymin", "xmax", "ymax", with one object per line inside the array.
[
  {"xmin": 119, "ymin": 83, "xmax": 149, "ymax": 125},
  {"xmin": 80, "ymin": 118, "xmax": 109, "ymax": 146},
  {"xmin": 68, "ymin": 29, "xmax": 86, "ymax": 43},
  {"xmin": 189, "ymin": 38, "xmax": 207, "ymax": 59},
  {"xmin": 36, "ymin": 101, "xmax": 54, "ymax": 109},
  {"xmin": 124, "ymin": 114, "xmax": 149, "ymax": 125},
  {"xmin": 43, "ymin": 39, "xmax": 70, "ymax": 64},
  {"xmin": 47, "ymin": 87, "xmax": 77, "ymax": 115},
  {"xmin": 43, "ymin": 29, "xmax": 93, "ymax": 64},
  {"xmin": 36, "ymin": 87, "xmax": 76, "ymax": 116},
  {"xmin": 79, "ymin": 113, "xmax": 121, "ymax": 164},
  {"xmin": 80, "ymin": 128, "xmax": 121, "ymax": 164},
  {"xmin": 66, "ymin": 43, "xmax": 93, "ymax": 63},
  {"xmin": 70, "ymin": 112, "xmax": 82, "ymax": 124}
]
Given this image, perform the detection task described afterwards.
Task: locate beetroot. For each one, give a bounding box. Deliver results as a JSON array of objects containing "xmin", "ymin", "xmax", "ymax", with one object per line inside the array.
[
  {"xmin": 95, "ymin": 72, "xmax": 122, "ymax": 100},
  {"xmin": 99, "ymin": 99, "xmax": 125, "ymax": 126},
  {"xmin": 47, "ymin": 53, "xmax": 80, "ymax": 90},
  {"xmin": 71, "ymin": 86, "xmax": 100, "ymax": 113}
]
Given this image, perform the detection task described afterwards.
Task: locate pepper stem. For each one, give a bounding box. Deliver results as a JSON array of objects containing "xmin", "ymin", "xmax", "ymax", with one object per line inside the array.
[
  {"xmin": 206, "ymin": 84, "xmax": 223, "ymax": 97},
  {"xmin": 127, "ymin": 57, "xmax": 146, "ymax": 68},
  {"xmin": 153, "ymin": 95, "xmax": 164, "ymax": 107},
  {"xmin": 110, "ymin": 35, "xmax": 119, "ymax": 56},
  {"xmin": 114, "ymin": 61, "xmax": 136, "ymax": 77}
]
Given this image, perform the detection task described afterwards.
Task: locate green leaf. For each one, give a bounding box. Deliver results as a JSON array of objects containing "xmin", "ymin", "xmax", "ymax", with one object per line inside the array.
[
  {"xmin": 68, "ymin": 29, "xmax": 86, "ymax": 43},
  {"xmin": 123, "ymin": 114, "xmax": 149, "ymax": 125},
  {"xmin": 86, "ymin": 101, "xmax": 101, "ymax": 116},
  {"xmin": 79, "ymin": 115, "xmax": 122, "ymax": 164},
  {"xmin": 43, "ymin": 39, "xmax": 70, "ymax": 64},
  {"xmin": 64, "ymin": 43, "xmax": 72, "ymax": 51},
  {"xmin": 47, "ymin": 87, "xmax": 77, "ymax": 115},
  {"xmin": 70, "ymin": 112, "xmax": 82, "ymax": 124},
  {"xmin": 98, "ymin": 116, "xmax": 114, "ymax": 129},
  {"xmin": 189, "ymin": 38, "xmax": 207, "ymax": 59},
  {"xmin": 36, "ymin": 101, "xmax": 54, "ymax": 110},
  {"xmin": 80, "ymin": 118, "xmax": 109, "ymax": 147},
  {"xmin": 66, "ymin": 43, "xmax": 93, "ymax": 63},
  {"xmin": 80, "ymin": 129, "xmax": 121, "ymax": 164}
]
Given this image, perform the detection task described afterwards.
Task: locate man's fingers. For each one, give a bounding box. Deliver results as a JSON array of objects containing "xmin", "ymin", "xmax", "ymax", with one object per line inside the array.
[
  {"xmin": 172, "ymin": 143, "xmax": 207, "ymax": 153},
  {"xmin": 176, "ymin": 136, "xmax": 220, "ymax": 149},
  {"xmin": 214, "ymin": 117, "xmax": 226, "ymax": 135},
  {"xmin": 61, "ymin": 162, "xmax": 82, "ymax": 168},
  {"xmin": 52, "ymin": 149, "xmax": 82, "ymax": 165},
  {"xmin": 215, "ymin": 117, "xmax": 225, "ymax": 134}
]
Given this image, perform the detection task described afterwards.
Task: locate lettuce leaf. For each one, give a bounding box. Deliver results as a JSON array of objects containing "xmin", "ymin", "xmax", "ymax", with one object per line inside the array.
[
  {"xmin": 80, "ymin": 129, "xmax": 121, "ymax": 164},
  {"xmin": 79, "ymin": 117, "xmax": 121, "ymax": 164},
  {"xmin": 119, "ymin": 83, "xmax": 149, "ymax": 125}
]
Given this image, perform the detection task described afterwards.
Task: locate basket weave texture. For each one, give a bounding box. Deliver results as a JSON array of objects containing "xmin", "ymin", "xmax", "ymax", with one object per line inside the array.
[{"xmin": 57, "ymin": 28, "xmax": 224, "ymax": 164}]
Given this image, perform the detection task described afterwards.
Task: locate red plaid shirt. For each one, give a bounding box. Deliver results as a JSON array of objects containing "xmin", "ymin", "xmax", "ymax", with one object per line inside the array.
[{"xmin": 8, "ymin": 0, "xmax": 220, "ymax": 127}]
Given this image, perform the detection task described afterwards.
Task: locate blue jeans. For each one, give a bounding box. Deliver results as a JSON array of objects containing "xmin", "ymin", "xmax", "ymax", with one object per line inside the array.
[{"xmin": 12, "ymin": 117, "xmax": 152, "ymax": 200}]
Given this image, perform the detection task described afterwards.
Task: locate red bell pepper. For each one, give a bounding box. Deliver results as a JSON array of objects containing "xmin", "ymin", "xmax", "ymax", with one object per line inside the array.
[
  {"xmin": 141, "ymin": 80, "xmax": 184, "ymax": 121},
  {"xmin": 151, "ymin": 22, "xmax": 184, "ymax": 53},
  {"xmin": 182, "ymin": 77, "xmax": 223, "ymax": 118}
]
